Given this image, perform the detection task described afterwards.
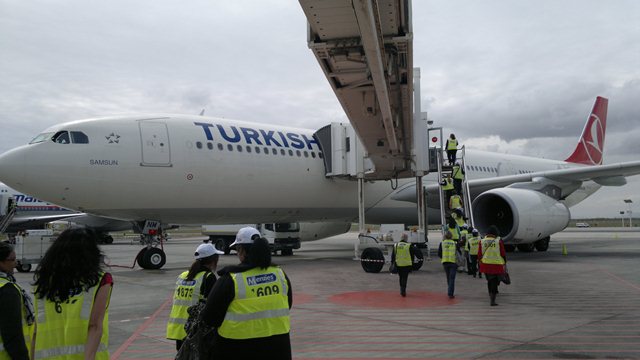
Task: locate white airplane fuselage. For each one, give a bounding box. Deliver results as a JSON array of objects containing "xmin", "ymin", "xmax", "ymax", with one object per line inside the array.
[{"xmin": 0, "ymin": 115, "xmax": 599, "ymax": 227}]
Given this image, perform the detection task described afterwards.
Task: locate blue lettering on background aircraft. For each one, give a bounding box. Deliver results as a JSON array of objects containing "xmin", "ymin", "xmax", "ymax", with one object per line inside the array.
[
  {"xmin": 14, "ymin": 194, "xmax": 44, "ymax": 203},
  {"xmin": 194, "ymin": 122, "xmax": 319, "ymax": 150}
]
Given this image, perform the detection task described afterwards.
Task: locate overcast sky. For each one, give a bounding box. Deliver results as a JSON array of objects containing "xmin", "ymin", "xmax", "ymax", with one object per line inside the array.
[{"xmin": 1, "ymin": 0, "xmax": 639, "ymax": 219}]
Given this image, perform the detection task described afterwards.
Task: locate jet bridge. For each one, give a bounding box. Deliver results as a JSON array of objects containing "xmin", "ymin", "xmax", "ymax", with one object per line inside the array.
[
  {"xmin": 301, "ymin": 0, "xmax": 438, "ymax": 271},
  {"xmin": 300, "ymin": 0, "xmax": 414, "ymax": 180}
]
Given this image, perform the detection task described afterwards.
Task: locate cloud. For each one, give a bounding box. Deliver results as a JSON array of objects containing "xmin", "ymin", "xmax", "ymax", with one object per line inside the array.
[{"xmin": 0, "ymin": 0, "xmax": 638, "ymax": 218}]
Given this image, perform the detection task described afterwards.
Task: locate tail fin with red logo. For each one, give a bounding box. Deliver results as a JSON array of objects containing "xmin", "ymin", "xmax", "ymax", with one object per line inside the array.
[{"xmin": 564, "ymin": 96, "xmax": 608, "ymax": 165}]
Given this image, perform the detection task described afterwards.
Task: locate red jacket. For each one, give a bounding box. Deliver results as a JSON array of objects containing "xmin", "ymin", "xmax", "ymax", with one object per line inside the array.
[{"xmin": 477, "ymin": 237, "xmax": 506, "ymax": 275}]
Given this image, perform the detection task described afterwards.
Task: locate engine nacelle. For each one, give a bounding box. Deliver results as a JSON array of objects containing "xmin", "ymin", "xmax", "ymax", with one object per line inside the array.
[{"xmin": 471, "ymin": 188, "xmax": 570, "ymax": 243}]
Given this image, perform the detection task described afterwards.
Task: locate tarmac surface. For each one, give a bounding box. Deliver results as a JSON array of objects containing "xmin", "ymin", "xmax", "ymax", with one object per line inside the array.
[{"xmin": 12, "ymin": 228, "xmax": 640, "ymax": 359}]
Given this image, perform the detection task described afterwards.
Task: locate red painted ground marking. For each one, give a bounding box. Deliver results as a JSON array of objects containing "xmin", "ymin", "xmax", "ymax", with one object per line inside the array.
[
  {"xmin": 596, "ymin": 266, "xmax": 640, "ymax": 291},
  {"xmin": 329, "ymin": 290, "xmax": 456, "ymax": 308},
  {"xmin": 293, "ymin": 292, "xmax": 315, "ymax": 306},
  {"xmin": 111, "ymin": 296, "xmax": 173, "ymax": 360}
]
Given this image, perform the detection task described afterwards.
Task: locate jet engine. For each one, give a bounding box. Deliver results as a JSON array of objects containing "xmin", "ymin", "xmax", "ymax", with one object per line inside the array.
[{"xmin": 471, "ymin": 188, "xmax": 570, "ymax": 243}]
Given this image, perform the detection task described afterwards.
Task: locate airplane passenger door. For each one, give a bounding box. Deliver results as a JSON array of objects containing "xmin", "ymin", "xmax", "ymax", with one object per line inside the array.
[{"xmin": 139, "ymin": 120, "xmax": 172, "ymax": 167}]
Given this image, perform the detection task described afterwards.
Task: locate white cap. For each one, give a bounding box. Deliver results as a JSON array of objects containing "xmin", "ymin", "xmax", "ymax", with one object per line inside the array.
[
  {"xmin": 194, "ymin": 243, "xmax": 223, "ymax": 259},
  {"xmin": 229, "ymin": 227, "xmax": 261, "ymax": 248}
]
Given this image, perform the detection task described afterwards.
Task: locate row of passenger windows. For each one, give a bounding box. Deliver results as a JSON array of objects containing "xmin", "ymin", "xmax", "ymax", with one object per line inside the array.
[
  {"xmin": 195, "ymin": 141, "xmax": 323, "ymax": 159},
  {"xmin": 518, "ymin": 170, "xmax": 534, "ymax": 174},
  {"xmin": 468, "ymin": 165, "xmax": 497, "ymax": 173}
]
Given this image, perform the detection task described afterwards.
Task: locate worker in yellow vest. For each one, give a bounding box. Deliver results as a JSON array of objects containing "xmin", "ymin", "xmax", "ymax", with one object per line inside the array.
[
  {"xmin": 446, "ymin": 133, "xmax": 458, "ymax": 165},
  {"xmin": 451, "ymin": 208, "xmax": 466, "ymax": 228},
  {"xmin": 167, "ymin": 243, "xmax": 223, "ymax": 351},
  {"xmin": 465, "ymin": 228, "xmax": 482, "ymax": 278},
  {"xmin": 391, "ymin": 234, "xmax": 418, "ymax": 297},
  {"xmin": 478, "ymin": 225, "xmax": 507, "ymax": 306},
  {"xmin": 0, "ymin": 242, "xmax": 34, "ymax": 360},
  {"xmin": 448, "ymin": 191, "xmax": 463, "ymax": 211},
  {"xmin": 446, "ymin": 219, "xmax": 460, "ymax": 243},
  {"xmin": 32, "ymin": 229, "xmax": 113, "ymax": 359},
  {"xmin": 452, "ymin": 162, "xmax": 465, "ymax": 196},
  {"xmin": 440, "ymin": 174, "xmax": 455, "ymax": 203},
  {"xmin": 200, "ymin": 227, "xmax": 293, "ymax": 359},
  {"xmin": 438, "ymin": 232, "xmax": 458, "ymax": 299}
]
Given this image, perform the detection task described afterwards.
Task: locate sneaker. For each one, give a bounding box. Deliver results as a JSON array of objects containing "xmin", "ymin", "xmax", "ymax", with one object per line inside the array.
[{"xmin": 448, "ymin": 295, "xmax": 455, "ymax": 299}]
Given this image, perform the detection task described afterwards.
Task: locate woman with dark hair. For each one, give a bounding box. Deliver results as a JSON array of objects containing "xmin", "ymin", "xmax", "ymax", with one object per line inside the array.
[
  {"xmin": 0, "ymin": 242, "xmax": 34, "ymax": 360},
  {"xmin": 31, "ymin": 228, "xmax": 113, "ymax": 359},
  {"xmin": 166, "ymin": 243, "xmax": 222, "ymax": 351},
  {"xmin": 200, "ymin": 227, "xmax": 293, "ymax": 359},
  {"xmin": 477, "ymin": 225, "xmax": 507, "ymax": 306}
]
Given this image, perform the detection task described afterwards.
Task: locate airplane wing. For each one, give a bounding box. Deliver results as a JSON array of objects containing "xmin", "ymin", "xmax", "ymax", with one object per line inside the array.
[
  {"xmin": 6, "ymin": 214, "xmax": 85, "ymax": 231},
  {"xmin": 299, "ymin": 0, "xmax": 414, "ymax": 179},
  {"xmin": 392, "ymin": 160, "xmax": 640, "ymax": 203}
]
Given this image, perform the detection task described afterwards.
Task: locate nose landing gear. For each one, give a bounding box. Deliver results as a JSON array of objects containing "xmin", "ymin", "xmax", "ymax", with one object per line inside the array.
[{"xmin": 136, "ymin": 221, "xmax": 167, "ymax": 270}]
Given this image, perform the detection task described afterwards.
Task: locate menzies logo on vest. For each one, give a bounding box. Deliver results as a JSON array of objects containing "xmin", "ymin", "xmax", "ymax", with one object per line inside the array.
[
  {"xmin": 247, "ymin": 273, "xmax": 277, "ymax": 286},
  {"xmin": 194, "ymin": 122, "xmax": 320, "ymax": 150}
]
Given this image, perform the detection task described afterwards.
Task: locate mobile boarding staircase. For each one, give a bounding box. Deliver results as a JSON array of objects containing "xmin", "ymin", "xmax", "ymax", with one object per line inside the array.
[{"xmin": 0, "ymin": 195, "xmax": 17, "ymax": 234}]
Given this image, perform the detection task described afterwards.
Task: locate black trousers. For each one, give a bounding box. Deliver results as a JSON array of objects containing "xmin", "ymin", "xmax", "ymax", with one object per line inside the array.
[
  {"xmin": 485, "ymin": 274, "xmax": 501, "ymax": 293},
  {"xmin": 453, "ymin": 179, "xmax": 462, "ymax": 195},
  {"xmin": 467, "ymin": 255, "xmax": 478, "ymax": 275},
  {"xmin": 397, "ymin": 267, "xmax": 411, "ymax": 291},
  {"xmin": 447, "ymin": 149, "xmax": 457, "ymax": 164}
]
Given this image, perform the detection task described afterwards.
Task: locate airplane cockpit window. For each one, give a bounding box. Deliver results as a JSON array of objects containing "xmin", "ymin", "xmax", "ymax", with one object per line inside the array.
[
  {"xmin": 70, "ymin": 131, "xmax": 89, "ymax": 144},
  {"xmin": 29, "ymin": 132, "xmax": 55, "ymax": 144},
  {"xmin": 52, "ymin": 131, "xmax": 71, "ymax": 144}
]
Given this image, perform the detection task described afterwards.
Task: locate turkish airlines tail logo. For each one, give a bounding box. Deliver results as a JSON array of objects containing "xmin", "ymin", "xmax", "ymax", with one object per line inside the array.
[{"xmin": 565, "ymin": 96, "xmax": 608, "ymax": 166}]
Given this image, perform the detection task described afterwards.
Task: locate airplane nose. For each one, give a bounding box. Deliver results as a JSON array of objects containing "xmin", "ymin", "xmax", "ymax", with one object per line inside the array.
[{"xmin": 0, "ymin": 146, "xmax": 27, "ymax": 187}]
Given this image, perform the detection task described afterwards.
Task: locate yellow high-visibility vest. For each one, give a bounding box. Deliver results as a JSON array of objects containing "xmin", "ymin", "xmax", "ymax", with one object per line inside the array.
[
  {"xmin": 449, "ymin": 195, "xmax": 462, "ymax": 209},
  {"xmin": 441, "ymin": 239, "xmax": 457, "ymax": 263},
  {"xmin": 452, "ymin": 165, "xmax": 464, "ymax": 180},
  {"xmin": 218, "ymin": 266, "xmax": 290, "ymax": 340},
  {"xmin": 0, "ymin": 279, "xmax": 34, "ymax": 360},
  {"xmin": 447, "ymin": 138, "xmax": 458, "ymax": 150},
  {"xmin": 166, "ymin": 270, "xmax": 208, "ymax": 340},
  {"xmin": 481, "ymin": 236, "xmax": 505, "ymax": 265},
  {"xmin": 466, "ymin": 236, "xmax": 480, "ymax": 255},
  {"xmin": 441, "ymin": 178, "xmax": 454, "ymax": 191},
  {"xmin": 447, "ymin": 227, "xmax": 459, "ymax": 240},
  {"xmin": 394, "ymin": 242, "xmax": 412, "ymax": 267},
  {"xmin": 34, "ymin": 273, "xmax": 110, "ymax": 360}
]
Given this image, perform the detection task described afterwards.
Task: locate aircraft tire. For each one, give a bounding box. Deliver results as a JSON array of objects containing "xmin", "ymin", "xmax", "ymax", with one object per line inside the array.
[
  {"xmin": 135, "ymin": 248, "xmax": 148, "ymax": 268},
  {"xmin": 360, "ymin": 247, "xmax": 384, "ymax": 273},
  {"xmin": 412, "ymin": 248, "xmax": 424, "ymax": 271},
  {"xmin": 141, "ymin": 248, "xmax": 166, "ymax": 269},
  {"xmin": 517, "ymin": 243, "xmax": 535, "ymax": 252},
  {"xmin": 282, "ymin": 248, "xmax": 293, "ymax": 256},
  {"xmin": 103, "ymin": 235, "xmax": 114, "ymax": 244},
  {"xmin": 535, "ymin": 237, "xmax": 550, "ymax": 252},
  {"xmin": 16, "ymin": 262, "xmax": 31, "ymax": 273}
]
